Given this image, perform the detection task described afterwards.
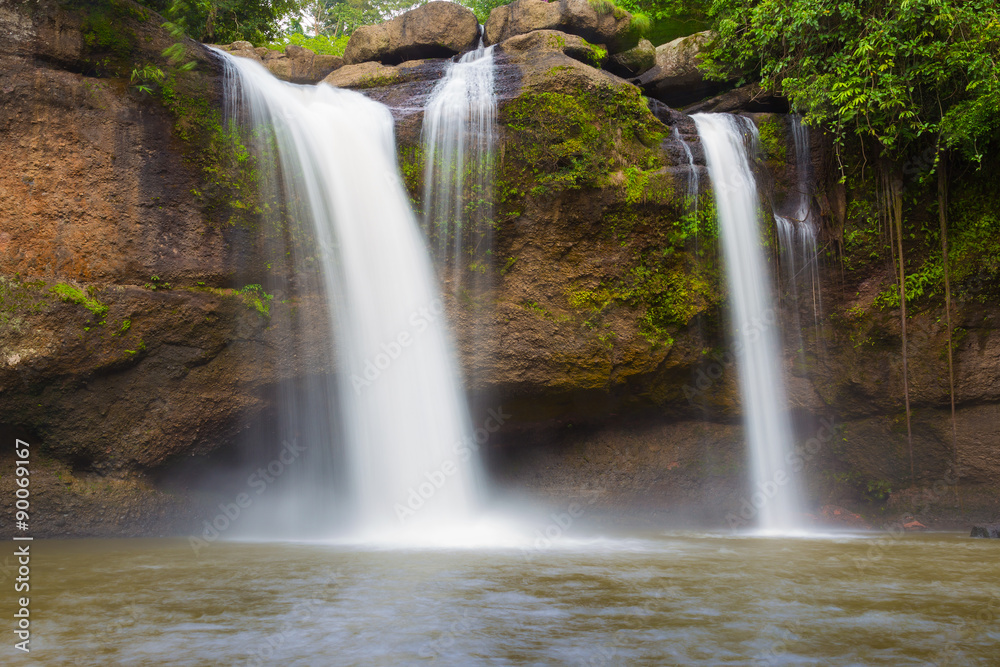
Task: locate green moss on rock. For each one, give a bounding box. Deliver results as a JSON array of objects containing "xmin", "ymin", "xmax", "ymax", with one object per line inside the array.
[
  {"xmin": 50, "ymin": 283, "xmax": 108, "ymax": 319},
  {"xmin": 501, "ymin": 85, "xmax": 664, "ymax": 198}
]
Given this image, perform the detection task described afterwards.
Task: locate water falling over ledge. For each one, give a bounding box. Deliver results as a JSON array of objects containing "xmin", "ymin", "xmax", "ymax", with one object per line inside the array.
[
  {"xmin": 215, "ymin": 50, "xmax": 485, "ymax": 544},
  {"xmin": 693, "ymin": 113, "xmax": 806, "ymax": 533},
  {"xmin": 421, "ymin": 44, "xmax": 497, "ymax": 292}
]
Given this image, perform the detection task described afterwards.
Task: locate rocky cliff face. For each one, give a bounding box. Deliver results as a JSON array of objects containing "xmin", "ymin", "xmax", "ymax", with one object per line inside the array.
[
  {"xmin": 0, "ymin": 0, "xmax": 996, "ymax": 536},
  {"xmin": 0, "ymin": 0, "xmax": 334, "ymax": 536}
]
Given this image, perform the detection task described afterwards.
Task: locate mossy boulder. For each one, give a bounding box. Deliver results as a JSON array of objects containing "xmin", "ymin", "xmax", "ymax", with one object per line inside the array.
[
  {"xmin": 498, "ymin": 29, "xmax": 609, "ymax": 70},
  {"xmin": 607, "ymin": 38, "xmax": 656, "ymax": 77}
]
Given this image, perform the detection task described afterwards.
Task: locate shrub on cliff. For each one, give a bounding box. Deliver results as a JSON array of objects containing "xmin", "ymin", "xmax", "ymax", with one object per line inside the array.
[{"xmin": 703, "ymin": 0, "xmax": 1000, "ymax": 166}]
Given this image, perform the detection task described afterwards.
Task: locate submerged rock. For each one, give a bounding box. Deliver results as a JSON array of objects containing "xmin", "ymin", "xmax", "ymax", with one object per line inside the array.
[
  {"xmin": 343, "ymin": 1, "xmax": 479, "ymax": 65},
  {"xmin": 485, "ymin": 0, "xmax": 639, "ymax": 53},
  {"xmin": 971, "ymin": 523, "xmax": 1000, "ymax": 538}
]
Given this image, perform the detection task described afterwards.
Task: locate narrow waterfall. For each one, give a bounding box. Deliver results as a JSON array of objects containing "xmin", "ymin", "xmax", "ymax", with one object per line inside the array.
[
  {"xmin": 421, "ymin": 44, "xmax": 496, "ymax": 290},
  {"xmin": 775, "ymin": 116, "xmax": 824, "ymax": 342},
  {"xmin": 673, "ymin": 127, "xmax": 699, "ymax": 211},
  {"xmin": 692, "ymin": 113, "xmax": 804, "ymax": 532},
  {"xmin": 216, "ymin": 51, "xmax": 482, "ymax": 541}
]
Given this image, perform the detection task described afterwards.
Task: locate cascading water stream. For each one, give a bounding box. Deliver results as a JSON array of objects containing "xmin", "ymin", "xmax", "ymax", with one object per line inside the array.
[
  {"xmin": 693, "ymin": 113, "xmax": 805, "ymax": 533},
  {"xmin": 673, "ymin": 127, "xmax": 699, "ymax": 211},
  {"xmin": 421, "ymin": 43, "xmax": 496, "ymax": 290},
  {"xmin": 215, "ymin": 50, "xmax": 483, "ymax": 542},
  {"xmin": 775, "ymin": 115, "xmax": 824, "ymax": 341}
]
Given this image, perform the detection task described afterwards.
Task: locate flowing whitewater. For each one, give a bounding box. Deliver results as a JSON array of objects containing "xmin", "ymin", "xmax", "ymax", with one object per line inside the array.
[
  {"xmin": 673, "ymin": 127, "xmax": 699, "ymax": 211},
  {"xmin": 693, "ymin": 113, "xmax": 805, "ymax": 532},
  {"xmin": 421, "ymin": 44, "xmax": 496, "ymax": 290},
  {"xmin": 775, "ymin": 115, "xmax": 824, "ymax": 351},
  {"xmin": 215, "ymin": 50, "xmax": 482, "ymax": 541}
]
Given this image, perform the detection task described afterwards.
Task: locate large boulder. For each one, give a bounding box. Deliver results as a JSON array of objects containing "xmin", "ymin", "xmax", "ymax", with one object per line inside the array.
[
  {"xmin": 498, "ymin": 29, "xmax": 608, "ymax": 71},
  {"xmin": 485, "ymin": 0, "xmax": 639, "ymax": 53},
  {"xmin": 635, "ymin": 31, "xmax": 731, "ymax": 107},
  {"xmin": 606, "ymin": 38, "xmax": 654, "ymax": 77},
  {"xmin": 496, "ymin": 30, "xmax": 637, "ymax": 99},
  {"xmin": 343, "ymin": 1, "xmax": 479, "ymax": 65},
  {"xmin": 682, "ymin": 83, "xmax": 788, "ymax": 114},
  {"xmin": 218, "ymin": 42, "xmax": 343, "ymax": 84}
]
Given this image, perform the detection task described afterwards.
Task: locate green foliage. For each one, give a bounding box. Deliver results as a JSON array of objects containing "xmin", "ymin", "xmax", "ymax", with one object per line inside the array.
[
  {"xmin": 616, "ymin": 0, "xmax": 711, "ymax": 44},
  {"xmin": 59, "ymin": 0, "xmax": 151, "ymax": 75},
  {"xmin": 238, "ymin": 284, "xmax": 274, "ymax": 317},
  {"xmin": 160, "ymin": 0, "xmax": 302, "ymax": 45},
  {"xmin": 143, "ymin": 275, "xmax": 171, "ymax": 290},
  {"xmin": 755, "ymin": 116, "xmax": 785, "ymax": 162},
  {"xmin": 629, "ymin": 12, "xmax": 652, "ymax": 35},
  {"xmin": 830, "ymin": 470, "xmax": 893, "ymax": 502},
  {"xmin": 846, "ymin": 161, "xmax": 1000, "ymax": 312},
  {"xmin": 623, "ymin": 167, "xmax": 651, "ymax": 205},
  {"xmin": 49, "ymin": 284, "xmax": 108, "ymax": 319},
  {"xmin": 158, "ymin": 72, "xmax": 269, "ymax": 227},
  {"xmin": 567, "ymin": 197, "xmax": 721, "ymax": 346},
  {"xmin": 588, "ymin": 0, "xmax": 617, "ymax": 14},
  {"xmin": 582, "ymin": 40, "xmax": 609, "ymax": 67},
  {"xmin": 82, "ymin": 12, "xmax": 134, "ymax": 59},
  {"xmin": 705, "ymin": 0, "xmax": 1000, "ymax": 166},
  {"xmin": 130, "ymin": 64, "xmax": 166, "ymax": 95},
  {"xmin": 299, "ymin": 0, "xmax": 440, "ymax": 40},
  {"xmin": 266, "ymin": 32, "xmax": 350, "ymax": 56}
]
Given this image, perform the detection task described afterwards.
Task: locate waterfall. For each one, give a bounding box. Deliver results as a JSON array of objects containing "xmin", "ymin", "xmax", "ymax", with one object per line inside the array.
[
  {"xmin": 421, "ymin": 44, "xmax": 496, "ymax": 291},
  {"xmin": 673, "ymin": 127, "xmax": 699, "ymax": 211},
  {"xmin": 215, "ymin": 51, "xmax": 482, "ymax": 541},
  {"xmin": 775, "ymin": 116, "xmax": 824, "ymax": 343},
  {"xmin": 692, "ymin": 113, "xmax": 805, "ymax": 532}
]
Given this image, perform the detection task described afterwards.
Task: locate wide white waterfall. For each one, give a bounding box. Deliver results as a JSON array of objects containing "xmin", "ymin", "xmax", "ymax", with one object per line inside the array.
[
  {"xmin": 216, "ymin": 51, "xmax": 482, "ymax": 541},
  {"xmin": 421, "ymin": 44, "xmax": 496, "ymax": 288},
  {"xmin": 693, "ymin": 113, "xmax": 805, "ymax": 532}
]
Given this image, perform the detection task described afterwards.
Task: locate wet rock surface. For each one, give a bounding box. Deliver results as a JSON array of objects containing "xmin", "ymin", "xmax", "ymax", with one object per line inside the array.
[
  {"xmin": 970, "ymin": 523, "xmax": 1000, "ymax": 538},
  {"xmin": 0, "ymin": 0, "xmax": 997, "ymax": 536}
]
